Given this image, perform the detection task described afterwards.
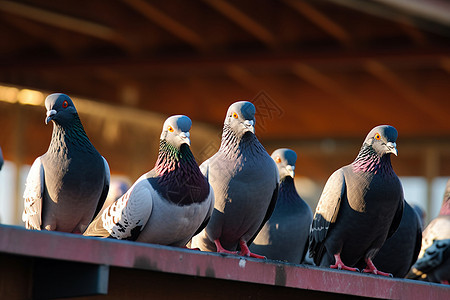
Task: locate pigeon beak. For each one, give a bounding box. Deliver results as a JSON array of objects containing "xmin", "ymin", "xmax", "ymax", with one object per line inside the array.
[
  {"xmin": 285, "ymin": 165, "xmax": 295, "ymax": 178},
  {"xmin": 243, "ymin": 120, "xmax": 255, "ymax": 133},
  {"xmin": 45, "ymin": 110, "xmax": 56, "ymax": 124},
  {"xmin": 386, "ymin": 142, "xmax": 398, "ymax": 156},
  {"xmin": 179, "ymin": 131, "xmax": 191, "ymax": 146}
]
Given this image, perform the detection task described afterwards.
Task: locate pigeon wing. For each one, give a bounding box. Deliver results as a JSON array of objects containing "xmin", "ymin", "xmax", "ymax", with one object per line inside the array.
[
  {"xmin": 386, "ymin": 198, "xmax": 404, "ymax": 239},
  {"xmin": 91, "ymin": 156, "xmax": 111, "ymax": 221},
  {"xmin": 193, "ymin": 186, "xmax": 215, "ymax": 236},
  {"xmin": 84, "ymin": 179, "xmax": 153, "ymax": 240},
  {"xmin": 22, "ymin": 157, "xmax": 45, "ymax": 230},
  {"xmin": 247, "ymin": 183, "xmax": 279, "ymax": 247},
  {"xmin": 309, "ymin": 168, "xmax": 345, "ymax": 264}
]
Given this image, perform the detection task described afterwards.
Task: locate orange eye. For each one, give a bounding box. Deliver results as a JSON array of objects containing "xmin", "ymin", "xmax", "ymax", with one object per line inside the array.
[
  {"xmin": 275, "ymin": 157, "xmax": 282, "ymax": 163},
  {"xmin": 62, "ymin": 100, "xmax": 68, "ymax": 108},
  {"xmin": 232, "ymin": 112, "xmax": 238, "ymax": 119},
  {"xmin": 374, "ymin": 133, "xmax": 381, "ymax": 140},
  {"xmin": 168, "ymin": 126, "xmax": 174, "ymax": 132}
]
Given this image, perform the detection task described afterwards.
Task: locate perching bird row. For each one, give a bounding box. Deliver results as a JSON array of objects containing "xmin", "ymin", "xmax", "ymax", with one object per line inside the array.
[{"xmin": 22, "ymin": 93, "xmax": 449, "ymax": 284}]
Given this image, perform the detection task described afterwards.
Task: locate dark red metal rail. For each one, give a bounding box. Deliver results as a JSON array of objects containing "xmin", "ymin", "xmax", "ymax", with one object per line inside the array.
[{"xmin": 0, "ymin": 225, "xmax": 448, "ymax": 299}]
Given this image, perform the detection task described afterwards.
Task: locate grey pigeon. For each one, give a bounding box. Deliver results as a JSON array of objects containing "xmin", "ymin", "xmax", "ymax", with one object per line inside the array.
[
  {"xmin": 407, "ymin": 179, "xmax": 450, "ymax": 284},
  {"xmin": 412, "ymin": 204, "xmax": 426, "ymax": 230},
  {"xmin": 191, "ymin": 101, "xmax": 279, "ymax": 258},
  {"xmin": 369, "ymin": 200, "xmax": 422, "ymax": 278},
  {"xmin": 0, "ymin": 146, "xmax": 3, "ymax": 171},
  {"xmin": 97, "ymin": 177, "xmax": 131, "ymax": 215},
  {"xmin": 309, "ymin": 125, "xmax": 404, "ymax": 276},
  {"xmin": 84, "ymin": 115, "xmax": 214, "ymax": 247},
  {"xmin": 250, "ymin": 148, "xmax": 312, "ymax": 263},
  {"xmin": 23, "ymin": 93, "xmax": 110, "ymax": 233}
]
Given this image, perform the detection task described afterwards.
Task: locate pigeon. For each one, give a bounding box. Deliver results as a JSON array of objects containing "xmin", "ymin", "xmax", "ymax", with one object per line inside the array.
[
  {"xmin": 22, "ymin": 93, "xmax": 110, "ymax": 233},
  {"xmin": 412, "ymin": 204, "xmax": 426, "ymax": 230},
  {"xmin": 84, "ymin": 115, "xmax": 214, "ymax": 248},
  {"xmin": 0, "ymin": 146, "xmax": 3, "ymax": 171},
  {"xmin": 191, "ymin": 101, "xmax": 279, "ymax": 258},
  {"xmin": 309, "ymin": 125, "xmax": 404, "ymax": 276},
  {"xmin": 249, "ymin": 148, "xmax": 313, "ymax": 263},
  {"xmin": 369, "ymin": 200, "xmax": 422, "ymax": 278},
  {"xmin": 97, "ymin": 177, "xmax": 131, "ymax": 215},
  {"xmin": 407, "ymin": 179, "xmax": 450, "ymax": 284}
]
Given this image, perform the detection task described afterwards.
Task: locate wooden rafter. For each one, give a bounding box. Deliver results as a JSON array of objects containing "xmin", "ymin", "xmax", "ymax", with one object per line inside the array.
[
  {"xmin": 202, "ymin": 0, "xmax": 277, "ymax": 48},
  {"xmin": 364, "ymin": 60, "xmax": 448, "ymax": 127},
  {"xmin": 283, "ymin": 0, "xmax": 352, "ymax": 47},
  {"xmin": 120, "ymin": 0, "xmax": 208, "ymax": 52},
  {"xmin": 291, "ymin": 63, "xmax": 378, "ymax": 123},
  {"xmin": 0, "ymin": 1, "xmax": 122, "ymax": 44},
  {"xmin": 225, "ymin": 65, "xmax": 325, "ymax": 131}
]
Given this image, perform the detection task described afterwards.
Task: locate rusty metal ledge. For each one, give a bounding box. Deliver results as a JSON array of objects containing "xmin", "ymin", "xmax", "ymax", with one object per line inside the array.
[{"xmin": 0, "ymin": 225, "xmax": 448, "ymax": 299}]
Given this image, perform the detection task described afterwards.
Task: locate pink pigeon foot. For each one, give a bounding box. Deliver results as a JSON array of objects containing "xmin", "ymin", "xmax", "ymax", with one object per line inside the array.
[
  {"xmin": 238, "ymin": 239, "xmax": 266, "ymax": 259},
  {"xmin": 330, "ymin": 254, "xmax": 359, "ymax": 272},
  {"xmin": 214, "ymin": 239, "xmax": 238, "ymax": 255},
  {"xmin": 362, "ymin": 258, "xmax": 393, "ymax": 277}
]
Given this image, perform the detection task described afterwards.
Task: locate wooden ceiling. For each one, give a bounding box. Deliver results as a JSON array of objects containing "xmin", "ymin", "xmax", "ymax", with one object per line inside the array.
[{"xmin": 1, "ymin": 0, "xmax": 450, "ymax": 180}]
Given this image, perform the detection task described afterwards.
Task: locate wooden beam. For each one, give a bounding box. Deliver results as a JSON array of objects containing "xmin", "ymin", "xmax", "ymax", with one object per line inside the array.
[
  {"xmin": 2, "ymin": 48, "xmax": 446, "ymax": 72},
  {"xmin": 283, "ymin": 0, "xmax": 353, "ymax": 47},
  {"xmin": 202, "ymin": 0, "xmax": 277, "ymax": 48},
  {"xmin": 291, "ymin": 63, "xmax": 378, "ymax": 123},
  {"xmin": 440, "ymin": 56, "xmax": 450, "ymax": 73},
  {"xmin": 325, "ymin": 0, "xmax": 450, "ymax": 36},
  {"xmin": 364, "ymin": 60, "xmax": 449, "ymax": 127},
  {"xmin": 2, "ymin": 14, "xmax": 83, "ymax": 57},
  {"xmin": 0, "ymin": 1, "xmax": 120, "ymax": 42},
  {"xmin": 375, "ymin": 0, "xmax": 450, "ymax": 26},
  {"xmin": 120, "ymin": 0, "xmax": 208, "ymax": 51}
]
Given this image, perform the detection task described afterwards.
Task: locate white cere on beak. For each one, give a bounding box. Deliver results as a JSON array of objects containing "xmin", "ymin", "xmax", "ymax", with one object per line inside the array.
[
  {"xmin": 243, "ymin": 120, "xmax": 255, "ymax": 133},
  {"xmin": 386, "ymin": 142, "xmax": 398, "ymax": 156},
  {"xmin": 286, "ymin": 165, "xmax": 295, "ymax": 178},
  {"xmin": 180, "ymin": 131, "xmax": 191, "ymax": 146},
  {"xmin": 45, "ymin": 109, "xmax": 57, "ymax": 124}
]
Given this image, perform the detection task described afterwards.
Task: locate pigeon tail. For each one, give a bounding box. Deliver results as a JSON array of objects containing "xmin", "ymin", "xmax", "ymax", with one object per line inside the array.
[
  {"xmin": 352, "ymin": 144, "xmax": 394, "ymax": 176},
  {"xmin": 362, "ymin": 257, "xmax": 393, "ymax": 277},
  {"xmin": 330, "ymin": 254, "xmax": 359, "ymax": 272}
]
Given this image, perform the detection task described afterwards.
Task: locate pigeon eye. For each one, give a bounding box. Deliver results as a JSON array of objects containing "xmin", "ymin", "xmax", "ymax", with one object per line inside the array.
[
  {"xmin": 232, "ymin": 112, "xmax": 238, "ymax": 119},
  {"xmin": 62, "ymin": 100, "xmax": 69, "ymax": 108},
  {"xmin": 275, "ymin": 157, "xmax": 282, "ymax": 163},
  {"xmin": 168, "ymin": 126, "xmax": 174, "ymax": 132},
  {"xmin": 374, "ymin": 133, "xmax": 381, "ymax": 140}
]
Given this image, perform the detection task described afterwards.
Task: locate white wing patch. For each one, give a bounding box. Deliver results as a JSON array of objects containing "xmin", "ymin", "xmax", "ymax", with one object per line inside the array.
[
  {"xmin": 101, "ymin": 179, "xmax": 153, "ymax": 239},
  {"xmin": 22, "ymin": 157, "xmax": 44, "ymax": 230}
]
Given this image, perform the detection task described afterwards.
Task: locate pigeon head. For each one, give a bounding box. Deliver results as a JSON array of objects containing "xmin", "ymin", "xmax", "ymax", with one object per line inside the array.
[
  {"xmin": 224, "ymin": 101, "xmax": 256, "ymax": 137},
  {"xmin": 160, "ymin": 115, "xmax": 192, "ymax": 148},
  {"xmin": 439, "ymin": 179, "xmax": 450, "ymax": 216},
  {"xmin": 364, "ymin": 125, "xmax": 398, "ymax": 157},
  {"xmin": 44, "ymin": 93, "xmax": 78, "ymax": 126},
  {"xmin": 272, "ymin": 148, "xmax": 297, "ymax": 179}
]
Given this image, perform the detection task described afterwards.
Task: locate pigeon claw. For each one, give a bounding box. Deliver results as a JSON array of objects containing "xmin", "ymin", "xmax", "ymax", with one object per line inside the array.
[
  {"xmin": 214, "ymin": 239, "xmax": 238, "ymax": 255},
  {"xmin": 363, "ymin": 257, "xmax": 392, "ymax": 277},
  {"xmin": 330, "ymin": 254, "xmax": 359, "ymax": 272},
  {"xmin": 238, "ymin": 239, "xmax": 266, "ymax": 259},
  {"xmin": 362, "ymin": 268, "xmax": 393, "ymax": 277}
]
